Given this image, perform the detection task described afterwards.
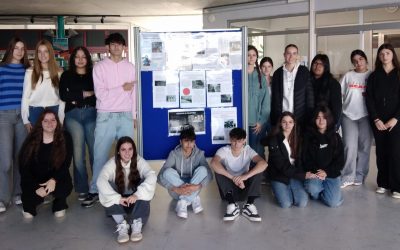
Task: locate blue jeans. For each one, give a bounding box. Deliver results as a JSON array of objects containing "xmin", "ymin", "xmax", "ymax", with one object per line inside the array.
[
  {"xmin": 304, "ymin": 177, "xmax": 343, "ymax": 207},
  {"xmin": 0, "ymin": 109, "xmax": 27, "ymax": 203},
  {"xmin": 271, "ymin": 179, "xmax": 308, "ymax": 208},
  {"xmin": 64, "ymin": 107, "xmax": 96, "ymax": 193},
  {"xmin": 28, "ymin": 105, "xmax": 59, "ymax": 125},
  {"xmin": 90, "ymin": 112, "xmax": 134, "ymax": 193},
  {"xmin": 162, "ymin": 166, "xmax": 208, "ymax": 203},
  {"xmin": 249, "ymin": 124, "xmax": 267, "ymax": 159}
]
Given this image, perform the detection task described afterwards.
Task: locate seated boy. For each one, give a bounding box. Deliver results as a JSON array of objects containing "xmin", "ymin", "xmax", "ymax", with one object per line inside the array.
[
  {"xmin": 158, "ymin": 125, "xmax": 213, "ymax": 219},
  {"xmin": 210, "ymin": 127, "xmax": 267, "ymax": 222}
]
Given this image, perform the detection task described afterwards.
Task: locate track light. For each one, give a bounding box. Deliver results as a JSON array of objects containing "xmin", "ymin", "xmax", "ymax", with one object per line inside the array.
[
  {"xmin": 74, "ymin": 16, "xmax": 78, "ymax": 23},
  {"xmin": 30, "ymin": 16, "xmax": 34, "ymax": 23},
  {"xmin": 101, "ymin": 16, "xmax": 105, "ymax": 23}
]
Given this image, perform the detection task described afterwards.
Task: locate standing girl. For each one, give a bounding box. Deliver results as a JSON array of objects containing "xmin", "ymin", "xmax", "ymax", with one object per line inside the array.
[
  {"xmin": 60, "ymin": 46, "xmax": 96, "ymax": 200},
  {"xmin": 97, "ymin": 136, "xmax": 156, "ymax": 243},
  {"xmin": 310, "ymin": 54, "xmax": 342, "ymax": 128},
  {"xmin": 260, "ymin": 56, "xmax": 274, "ymax": 96},
  {"xmin": 340, "ymin": 50, "xmax": 372, "ymax": 188},
  {"xmin": 0, "ymin": 37, "xmax": 30, "ymax": 213},
  {"xmin": 21, "ymin": 39, "xmax": 64, "ymax": 132},
  {"xmin": 366, "ymin": 43, "xmax": 400, "ymax": 198},
  {"xmin": 248, "ymin": 45, "xmax": 270, "ymax": 158}
]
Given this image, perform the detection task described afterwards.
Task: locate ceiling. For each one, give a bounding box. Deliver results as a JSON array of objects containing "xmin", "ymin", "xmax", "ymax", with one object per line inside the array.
[{"xmin": 0, "ymin": 0, "xmax": 263, "ymax": 21}]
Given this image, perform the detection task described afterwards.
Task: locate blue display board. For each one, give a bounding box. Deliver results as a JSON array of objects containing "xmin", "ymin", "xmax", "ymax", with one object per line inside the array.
[{"xmin": 139, "ymin": 30, "xmax": 244, "ymax": 160}]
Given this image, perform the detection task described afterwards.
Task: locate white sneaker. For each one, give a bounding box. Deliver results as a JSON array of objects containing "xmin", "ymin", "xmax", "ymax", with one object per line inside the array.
[
  {"xmin": 192, "ymin": 196, "xmax": 203, "ymax": 214},
  {"xmin": 242, "ymin": 203, "xmax": 262, "ymax": 222},
  {"xmin": 376, "ymin": 187, "xmax": 387, "ymax": 194},
  {"xmin": 223, "ymin": 203, "xmax": 240, "ymax": 221},
  {"xmin": 22, "ymin": 210, "xmax": 34, "ymax": 219},
  {"xmin": 175, "ymin": 199, "xmax": 188, "ymax": 219},
  {"xmin": 54, "ymin": 209, "xmax": 66, "ymax": 218},
  {"xmin": 340, "ymin": 181, "xmax": 354, "ymax": 189},
  {"xmin": 392, "ymin": 192, "xmax": 400, "ymax": 199},
  {"xmin": 131, "ymin": 218, "xmax": 143, "ymax": 242},
  {"xmin": 0, "ymin": 202, "xmax": 6, "ymax": 213},
  {"xmin": 115, "ymin": 220, "xmax": 130, "ymax": 243},
  {"xmin": 353, "ymin": 182, "xmax": 362, "ymax": 186},
  {"xmin": 14, "ymin": 195, "xmax": 22, "ymax": 205}
]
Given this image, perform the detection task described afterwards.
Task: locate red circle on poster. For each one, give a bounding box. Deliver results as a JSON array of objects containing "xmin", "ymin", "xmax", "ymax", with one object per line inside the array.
[{"xmin": 183, "ymin": 88, "xmax": 190, "ymax": 95}]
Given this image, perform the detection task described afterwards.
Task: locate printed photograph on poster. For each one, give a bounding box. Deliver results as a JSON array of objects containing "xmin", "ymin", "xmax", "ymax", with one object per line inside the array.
[
  {"xmin": 206, "ymin": 70, "xmax": 233, "ymax": 107},
  {"xmin": 211, "ymin": 107, "xmax": 237, "ymax": 144},
  {"xmin": 140, "ymin": 33, "xmax": 166, "ymax": 71},
  {"xmin": 152, "ymin": 71, "xmax": 179, "ymax": 108},
  {"xmin": 179, "ymin": 71, "xmax": 206, "ymax": 108},
  {"xmin": 168, "ymin": 108, "xmax": 206, "ymax": 136}
]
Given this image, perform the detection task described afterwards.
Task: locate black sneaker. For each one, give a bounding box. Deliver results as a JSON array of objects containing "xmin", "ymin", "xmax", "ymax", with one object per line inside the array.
[
  {"xmin": 81, "ymin": 193, "xmax": 99, "ymax": 208},
  {"xmin": 223, "ymin": 203, "xmax": 240, "ymax": 221},
  {"xmin": 242, "ymin": 203, "xmax": 262, "ymax": 222}
]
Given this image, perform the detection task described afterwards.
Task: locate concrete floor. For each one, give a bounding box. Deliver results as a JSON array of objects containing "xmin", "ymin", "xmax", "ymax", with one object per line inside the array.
[{"xmin": 1, "ymin": 147, "xmax": 400, "ymax": 250}]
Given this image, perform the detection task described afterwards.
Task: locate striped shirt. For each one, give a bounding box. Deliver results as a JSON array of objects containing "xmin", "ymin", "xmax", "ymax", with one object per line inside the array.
[{"xmin": 0, "ymin": 63, "xmax": 26, "ymax": 110}]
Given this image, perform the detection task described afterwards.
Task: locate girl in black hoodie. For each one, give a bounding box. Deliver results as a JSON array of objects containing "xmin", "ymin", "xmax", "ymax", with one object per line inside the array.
[
  {"xmin": 302, "ymin": 105, "xmax": 344, "ymax": 207},
  {"xmin": 366, "ymin": 43, "xmax": 400, "ymax": 198}
]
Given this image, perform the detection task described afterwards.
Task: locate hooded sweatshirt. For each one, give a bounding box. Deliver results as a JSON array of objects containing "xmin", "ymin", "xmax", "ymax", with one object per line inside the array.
[{"xmin": 157, "ymin": 144, "xmax": 213, "ymax": 190}]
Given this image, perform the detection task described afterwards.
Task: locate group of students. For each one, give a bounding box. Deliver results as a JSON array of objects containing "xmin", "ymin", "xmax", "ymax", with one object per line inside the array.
[
  {"xmin": 247, "ymin": 42, "xmax": 400, "ymax": 207},
  {"xmin": 1, "ymin": 32, "xmax": 400, "ymax": 244}
]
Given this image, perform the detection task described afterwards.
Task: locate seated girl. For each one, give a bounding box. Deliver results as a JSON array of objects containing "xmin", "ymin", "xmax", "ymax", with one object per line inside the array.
[
  {"xmin": 19, "ymin": 109, "xmax": 73, "ymax": 218},
  {"xmin": 262, "ymin": 112, "xmax": 316, "ymax": 208},
  {"xmin": 97, "ymin": 136, "xmax": 156, "ymax": 244},
  {"xmin": 158, "ymin": 125, "xmax": 213, "ymax": 219},
  {"xmin": 302, "ymin": 105, "xmax": 345, "ymax": 207}
]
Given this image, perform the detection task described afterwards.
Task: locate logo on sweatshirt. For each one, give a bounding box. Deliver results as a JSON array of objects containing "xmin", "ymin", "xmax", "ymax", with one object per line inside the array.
[{"xmin": 319, "ymin": 144, "xmax": 328, "ymax": 149}]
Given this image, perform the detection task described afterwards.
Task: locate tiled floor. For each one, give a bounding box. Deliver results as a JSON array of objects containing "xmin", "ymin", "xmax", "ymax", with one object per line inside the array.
[{"xmin": 1, "ymin": 148, "xmax": 400, "ymax": 250}]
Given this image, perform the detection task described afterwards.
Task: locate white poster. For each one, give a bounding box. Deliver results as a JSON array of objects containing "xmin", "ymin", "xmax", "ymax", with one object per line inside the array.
[
  {"xmin": 211, "ymin": 107, "xmax": 237, "ymax": 144},
  {"xmin": 152, "ymin": 71, "xmax": 179, "ymax": 108},
  {"xmin": 179, "ymin": 71, "xmax": 206, "ymax": 108},
  {"xmin": 168, "ymin": 108, "xmax": 206, "ymax": 136},
  {"xmin": 206, "ymin": 70, "xmax": 233, "ymax": 107},
  {"xmin": 164, "ymin": 33, "xmax": 193, "ymax": 71},
  {"xmin": 140, "ymin": 33, "xmax": 166, "ymax": 71}
]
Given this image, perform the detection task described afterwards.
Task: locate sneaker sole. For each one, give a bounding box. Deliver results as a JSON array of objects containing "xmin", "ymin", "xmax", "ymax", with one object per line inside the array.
[
  {"xmin": 81, "ymin": 200, "xmax": 100, "ymax": 208},
  {"xmin": 193, "ymin": 207, "xmax": 203, "ymax": 214},
  {"xmin": 223, "ymin": 212, "xmax": 239, "ymax": 221},
  {"xmin": 376, "ymin": 189, "xmax": 386, "ymax": 194},
  {"xmin": 176, "ymin": 212, "xmax": 188, "ymax": 219},
  {"xmin": 117, "ymin": 238, "xmax": 130, "ymax": 244},
  {"xmin": 131, "ymin": 235, "xmax": 143, "ymax": 242},
  {"xmin": 242, "ymin": 212, "xmax": 262, "ymax": 222}
]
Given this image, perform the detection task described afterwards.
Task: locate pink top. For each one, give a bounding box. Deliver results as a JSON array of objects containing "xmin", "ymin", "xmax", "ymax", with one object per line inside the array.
[{"xmin": 93, "ymin": 57, "xmax": 136, "ymax": 118}]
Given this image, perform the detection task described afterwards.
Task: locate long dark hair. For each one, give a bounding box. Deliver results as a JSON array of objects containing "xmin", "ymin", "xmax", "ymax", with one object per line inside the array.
[
  {"xmin": 68, "ymin": 46, "xmax": 93, "ymax": 74},
  {"xmin": 0, "ymin": 37, "xmax": 30, "ymax": 68},
  {"xmin": 311, "ymin": 54, "xmax": 333, "ymax": 105},
  {"xmin": 248, "ymin": 45, "xmax": 262, "ymax": 89},
  {"xmin": 114, "ymin": 136, "xmax": 140, "ymax": 194},
  {"xmin": 375, "ymin": 43, "xmax": 400, "ymax": 79},
  {"xmin": 270, "ymin": 111, "xmax": 299, "ymax": 158},
  {"xmin": 19, "ymin": 109, "xmax": 66, "ymax": 170}
]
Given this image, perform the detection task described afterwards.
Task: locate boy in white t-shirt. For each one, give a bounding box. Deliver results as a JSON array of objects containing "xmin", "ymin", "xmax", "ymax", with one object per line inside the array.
[{"xmin": 210, "ymin": 128, "xmax": 267, "ymax": 222}]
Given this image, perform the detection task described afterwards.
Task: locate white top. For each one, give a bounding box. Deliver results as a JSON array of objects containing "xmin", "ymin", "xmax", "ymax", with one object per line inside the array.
[
  {"xmin": 282, "ymin": 62, "xmax": 300, "ymax": 113},
  {"xmin": 340, "ymin": 70, "xmax": 371, "ymax": 120},
  {"xmin": 21, "ymin": 69, "xmax": 65, "ymax": 124},
  {"xmin": 215, "ymin": 145, "xmax": 258, "ymax": 176},
  {"xmin": 283, "ymin": 138, "xmax": 295, "ymax": 165},
  {"xmin": 97, "ymin": 156, "xmax": 157, "ymax": 208}
]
